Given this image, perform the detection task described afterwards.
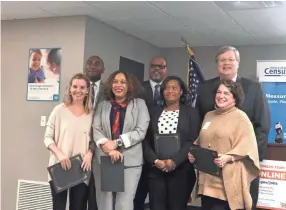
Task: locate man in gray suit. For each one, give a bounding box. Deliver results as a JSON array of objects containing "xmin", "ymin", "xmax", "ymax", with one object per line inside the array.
[{"xmin": 85, "ymin": 55, "xmax": 105, "ymax": 210}]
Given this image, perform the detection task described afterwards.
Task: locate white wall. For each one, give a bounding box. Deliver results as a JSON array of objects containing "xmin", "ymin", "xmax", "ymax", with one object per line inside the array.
[
  {"xmin": 1, "ymin": 16, "xmax": 86, "ymax": 210},
  {"xmin": 162, "ymin": 44, "xmax": 286, "ymax": 82},
  {"xmin": 1, "ymin": 15, "xmax": 160, "ymax": 210},
  {"xmin": 84, "ymin": 16, "xmax": 160, "ymax": 81}
]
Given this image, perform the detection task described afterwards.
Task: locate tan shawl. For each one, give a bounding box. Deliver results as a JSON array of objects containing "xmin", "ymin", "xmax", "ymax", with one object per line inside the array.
[{"xmin": 194, "ymin": 106, "xmax": 260, "ymax": 210}]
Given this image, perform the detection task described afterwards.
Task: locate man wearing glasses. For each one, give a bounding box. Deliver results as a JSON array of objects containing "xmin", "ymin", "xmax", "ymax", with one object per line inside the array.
[
  {"xmin": 133, "ymin": 56, "xmax": 167, "ymax": 210},
  {"xmin": 195, "ymin": 46, "xmax": 271, "ymax": 210}
]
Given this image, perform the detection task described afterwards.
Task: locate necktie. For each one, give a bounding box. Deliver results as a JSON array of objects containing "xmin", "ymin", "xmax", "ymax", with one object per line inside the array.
[
  {"xmin": 91, "ymin": 82, "xmax": 96, "ymax": 105},
  {"xmin": 154, "ymin": 84, "xmax": 160, "ymax": 106}
]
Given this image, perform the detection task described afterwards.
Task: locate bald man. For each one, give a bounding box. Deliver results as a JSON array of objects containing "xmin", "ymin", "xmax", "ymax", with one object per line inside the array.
[
  {"xmin": 133, "ymin": 56, "xmax": 167, "ymax": 210},
  {"xmin": 86, "ymin": 55, "xmax": 105, "ymax": 210}
]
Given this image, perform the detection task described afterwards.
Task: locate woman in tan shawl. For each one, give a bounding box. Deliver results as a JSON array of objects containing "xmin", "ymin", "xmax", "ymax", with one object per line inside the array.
[{"xmin": 188, "ymin": 80, "xmax": 260, "ymax": 210}]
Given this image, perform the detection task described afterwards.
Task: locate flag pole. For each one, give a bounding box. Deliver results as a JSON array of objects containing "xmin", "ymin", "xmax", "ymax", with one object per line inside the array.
[
  {"xmin": 181, "ymin": 36, "xmax": 194, "ymax": 56},
  {"xmin": 181, "ymin": 36, "xmax": 194, "ymax": 92}
]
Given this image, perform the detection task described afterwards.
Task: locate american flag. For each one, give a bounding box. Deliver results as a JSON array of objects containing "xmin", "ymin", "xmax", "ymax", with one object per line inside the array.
[{"xmin": 187, "ymin": 51, "xmax": 205, "ymax": 106}]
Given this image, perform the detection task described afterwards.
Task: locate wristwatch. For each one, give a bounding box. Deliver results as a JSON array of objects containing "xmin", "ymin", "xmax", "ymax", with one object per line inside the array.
[{"xmin": 116, "ymin": 138, "xmax": 123, "ymax": 147}]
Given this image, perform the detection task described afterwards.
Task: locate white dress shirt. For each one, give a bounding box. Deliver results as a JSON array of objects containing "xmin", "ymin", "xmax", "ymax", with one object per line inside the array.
[
  {"xmin": 91, "ymin": 80, "xmax": 101, "ymax": 107},
  {"xmin": 149, "ymin": 79, "xmax": 162, "ymax": 96}
]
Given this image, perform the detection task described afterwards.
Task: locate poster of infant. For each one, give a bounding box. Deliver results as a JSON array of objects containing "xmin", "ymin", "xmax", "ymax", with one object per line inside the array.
[{"xmin": 26, "ymin": 48, "xmax": 62, "ymax": 101}]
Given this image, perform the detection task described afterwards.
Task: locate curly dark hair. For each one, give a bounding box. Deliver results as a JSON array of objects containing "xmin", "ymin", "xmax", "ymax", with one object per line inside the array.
[
  {"xmin": 218, "ymin": 80, "xmax": 245, "ymax": 107},
  {"xmin": 160, "ymin": 75, "xmax": 188, "ymax": 106},
  {"xmin": 104, "ymin": 70, "xmax": 144, "ymax": 102}
]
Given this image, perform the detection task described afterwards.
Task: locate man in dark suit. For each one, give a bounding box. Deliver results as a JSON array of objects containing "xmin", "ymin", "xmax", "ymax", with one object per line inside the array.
[
  {"xmin": 85, "ymin": 55, "xmax": 106, "ymax": 210},
  {"xmin": 195, "ymin": 46, "xmax": 271, "ymax": 210},
  {"xmin": 133, "ymin": 56, "xmax": 167, "ymax": 210}
]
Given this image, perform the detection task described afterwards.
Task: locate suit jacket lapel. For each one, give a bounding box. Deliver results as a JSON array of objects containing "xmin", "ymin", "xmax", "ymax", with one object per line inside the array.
[
  {"xmin": 236, "ymin": 77, "xmax": 252, "ymax": 109},
  {"xmin": 177, "ymin": 104, "xmax": 187, "ymax": 133},
  {"xmin": 211, "ymin": 77, "xmax": 221, "ymax": 103},
  {"xmin": 213, "ymin": 77, "xmax": 221, "ymax": 91},
  {"xmin": 103, "ymin": 101, "xmax": 112, "ymax": 139},
  {"xmin": 122, "ymin": 100, "xmax": 135, "ymax": 133},
  {"xmin": 94, "ymin": 82, "xmax": 104, "ymax": 108},
  {"xmin": 146, "ymin": 81, "xmax": 154, "ymax": 105},
  {"xmin": 152, "ymin": 106, "xmax": 164, "ymax": 134}
]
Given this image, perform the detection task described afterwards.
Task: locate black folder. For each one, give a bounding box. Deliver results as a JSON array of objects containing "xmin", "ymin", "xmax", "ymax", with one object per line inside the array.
[
  {"xmin": 189, "ymin": 145, "xmax": 222, "ymax": 177},
  {"xmin": 154, "ymin": 134, "xmax": 181, "ymax": 160},
  {"xmin": 100, "ymin": 156, "xmax": 124, "ymax": 192},
  {"xmin": 47, "ymin": 154, "xmax": 91, "ymax": 193}
]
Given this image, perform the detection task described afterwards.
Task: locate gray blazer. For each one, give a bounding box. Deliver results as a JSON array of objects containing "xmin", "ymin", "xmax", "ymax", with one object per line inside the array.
[
  {"xmin": 92, "ymin": 98, "xmax": 150, "ymax": 167},
  {"xmin": 89, "ymin": 81, "xmax": 105, "ymax": 152}
]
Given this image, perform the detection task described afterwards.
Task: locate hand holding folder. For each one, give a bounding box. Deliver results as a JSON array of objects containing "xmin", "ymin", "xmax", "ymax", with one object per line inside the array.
[
  {"xmin": 154, "ymin": 134, "xmax": 181, "ymax": 160},
  {"xmin": 189, "ymin": 145, "xmax": 222, "ymax": 177},
  {"xmin": 47, "ymin": 154, "xmax": 91, "ymax": 193},
  {"xmin": 100, "ymin": 156, "xmax": 124, "ymax": 192}
]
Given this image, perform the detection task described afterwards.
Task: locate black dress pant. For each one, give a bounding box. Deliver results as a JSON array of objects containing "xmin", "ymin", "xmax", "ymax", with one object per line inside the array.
[
  {"xmin": 201, "ymin": 195, "xmax": 231, "ymax": 210},
  {"xmin": 50, "ymin": 181, "xmax": 88, "ymax": 210},
  {"xmin": 87, "ymin": 173, "xmax": 98, "ymax": 210},
  {"xmin": 250, "ymin": 176, "xmax": 259, "ymax": 210},
  {"xmin": 133, "ymin": 164, "xmax": 149, "ymax": 210},
  {"xmin": 148, "ymin": 163, "xmax": 196, "ymax": 210}
]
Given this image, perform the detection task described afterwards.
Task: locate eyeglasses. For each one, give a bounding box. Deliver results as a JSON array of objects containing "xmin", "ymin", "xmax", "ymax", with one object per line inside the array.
[
  {"xmin": 218, "ymin": 58, "xmax": 237, "ymax": 63},
  {"xmin": 150, "ymin": 64, "xmax": 166, "ymax": 69}
]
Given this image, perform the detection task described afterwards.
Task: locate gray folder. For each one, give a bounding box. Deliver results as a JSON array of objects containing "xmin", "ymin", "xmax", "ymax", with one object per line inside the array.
[
  {"xmin": 47, "ymin": 154, "xmax": 91, "ymax": 193},
  {"xmin": 100, "ymin": 156, "xmax": 124, "ymax": 192},
  {"xmin": 154, "ymin": 134, "xmax": 181, "ymax": 160},
  {"xmin": 189, "ymin": 145, "xmax": 222, "ymax": 177}
]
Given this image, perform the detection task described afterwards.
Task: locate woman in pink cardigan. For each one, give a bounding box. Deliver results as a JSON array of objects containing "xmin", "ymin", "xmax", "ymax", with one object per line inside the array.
[{"xmin": 44, "ymin": 73, "xmax": 94, "ymax": 210}]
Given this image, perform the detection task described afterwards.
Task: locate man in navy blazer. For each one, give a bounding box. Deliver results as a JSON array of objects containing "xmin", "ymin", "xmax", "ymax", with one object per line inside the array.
[
  {"xmin": 195, "ymin": 46, "xmax": 271, "ymax": 210},
  {"xmin": 133, "ymin": 56, "xmax": 167, "ymax": 210}
]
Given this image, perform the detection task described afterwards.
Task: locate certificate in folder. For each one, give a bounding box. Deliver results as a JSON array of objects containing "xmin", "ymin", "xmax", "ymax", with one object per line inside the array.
[
  {"xmin": 189, "ymin": 145, "xmax": 222, "ymax": 177},
  {"xmin": 100, "ymin": 156, "xmax": 124, "ymax": 192},
  {"xmin": 47, "ymin": 154, "xmax": 91, "ymax": 193},
  {"xmin": 154, "ymin": 134, "xmax": 180, "ymax": 160}
]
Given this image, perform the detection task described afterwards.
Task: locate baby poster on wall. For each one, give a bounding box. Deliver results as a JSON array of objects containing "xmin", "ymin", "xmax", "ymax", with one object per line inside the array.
[{"xmin": 26, "ymin": 48, "xmax": 62, "ymax": 101}]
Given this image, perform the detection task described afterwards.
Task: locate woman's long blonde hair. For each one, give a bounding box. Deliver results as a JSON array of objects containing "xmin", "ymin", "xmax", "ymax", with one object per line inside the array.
[{"xmin": 63, "ymin": 73, "xmax": 93, "ymax": 114}]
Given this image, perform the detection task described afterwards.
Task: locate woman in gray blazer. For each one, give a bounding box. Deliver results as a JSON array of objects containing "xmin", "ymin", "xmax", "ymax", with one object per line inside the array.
[{"xmin": 92, "ymin": 70, "xmax": 150, "ymax": 210}]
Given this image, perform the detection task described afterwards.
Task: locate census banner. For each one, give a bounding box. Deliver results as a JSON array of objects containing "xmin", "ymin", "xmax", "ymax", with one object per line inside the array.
[
  {"xmin": 26, "ymin": 48, "xmax": 62, "ymax": 101},
  {"xmin": 257, "ymin": 60, "xmax": 286, "ymax": 82},
  {"xmin": 257, "ymin": 160, "xmax": 286, "ymax": 209},
  {"xmin": 257, "ymin": 60, "xmax": 286, "ymax": 144}
]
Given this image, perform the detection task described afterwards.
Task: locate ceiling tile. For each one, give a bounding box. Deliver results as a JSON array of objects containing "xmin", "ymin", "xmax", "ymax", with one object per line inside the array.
[
  {"xmin": 116, "ymin": 17, "xmax": 183, "ymax": 31},
  {"xmin": 34, "ymin": 1, "xmax": 86, "ymax": 9},
  {"xmin": 2, "ymin": 1, "xmax": 286, "ymax": 47},
  {"xmin": 227, "ymin": 7, "xmax": 286, "ymax": 39},
  {"xmin": 149, "ymin": 1, "xmax": 257, "ymax": 45},
  {"xmin": 255, "ymin": 35, "xmax": 286, "ymax": 45},
  {"xmin": 86, "ymin": 1, "xmax": 166, "ymax": 19},
  {"xmin": 1, "ymin": 1, "xmax": 56, "ymax": 19},
  {"xmin": 40, "ymin": 3, "xmax": 96, "ymax": 17},
  {"xmin": 214, "ymin": 1, "xmax": 267, "ymax": 11}
]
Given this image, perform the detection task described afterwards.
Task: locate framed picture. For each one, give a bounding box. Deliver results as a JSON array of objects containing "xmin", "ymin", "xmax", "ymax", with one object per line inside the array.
[{"xmin": 26, "ymin": 48, "xmax": 62, "ymax": 101}]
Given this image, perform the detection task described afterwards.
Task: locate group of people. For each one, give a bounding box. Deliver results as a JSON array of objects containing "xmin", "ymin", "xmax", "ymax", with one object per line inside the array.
[{"xmin": 43, "ymin": 46, "xmax": 271, "ymax": 210}]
